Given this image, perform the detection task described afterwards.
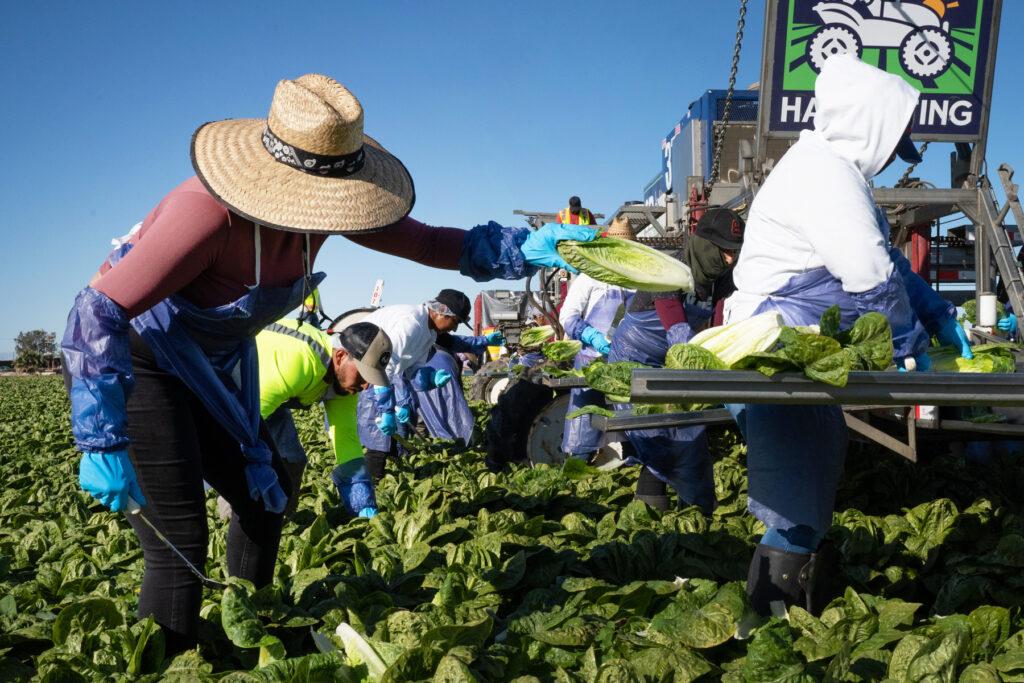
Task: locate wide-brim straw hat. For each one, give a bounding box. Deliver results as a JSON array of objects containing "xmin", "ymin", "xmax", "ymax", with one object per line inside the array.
[
  {"xmin": 191, "ymin": 74, "xmax": 415, "ymax": 234},
  {"xmin": 605, "ymin": 215, "xmax": 635, "ymax": 240}
]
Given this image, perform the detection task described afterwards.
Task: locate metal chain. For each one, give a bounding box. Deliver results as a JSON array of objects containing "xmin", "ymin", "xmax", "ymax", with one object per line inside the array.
[
  {"xmin": 707, "ymin": 0, "xmax": 748, "ymax": 198},
  {"xmin": 896, "ymin": 141, "xmax": 930, "ymax": 187}
]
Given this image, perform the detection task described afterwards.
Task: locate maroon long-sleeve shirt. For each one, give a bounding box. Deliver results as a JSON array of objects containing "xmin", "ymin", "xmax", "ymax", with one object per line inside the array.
[{"xmin": 95, "ymin": 177, "xmax": 466, "ymax": 318}]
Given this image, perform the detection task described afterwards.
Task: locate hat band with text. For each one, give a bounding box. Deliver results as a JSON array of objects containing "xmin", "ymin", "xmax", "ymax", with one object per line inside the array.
[{"xmin": 262, "ymin": 127, "xmax": 366, "ymax": 178}]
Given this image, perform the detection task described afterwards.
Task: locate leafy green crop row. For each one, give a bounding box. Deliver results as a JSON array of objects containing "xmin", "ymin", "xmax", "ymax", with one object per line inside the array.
[{"xmin": 2, "ymin": 376, "xmax": 1024, "ymax": 680}]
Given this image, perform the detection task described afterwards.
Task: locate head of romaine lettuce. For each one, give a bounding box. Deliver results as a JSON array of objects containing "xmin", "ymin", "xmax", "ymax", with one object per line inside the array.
[
  {"xmin": 520, "ymin": 325, "xmax": 555, "ymax": 349},
  {"xmin": 557, "ymin": 237, "xmax": 694, "ymax": 292}
]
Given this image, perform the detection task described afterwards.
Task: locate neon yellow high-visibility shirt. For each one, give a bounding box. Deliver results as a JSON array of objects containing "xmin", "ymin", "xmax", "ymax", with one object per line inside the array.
[{"xmin": 256, "ymin": 318, "xmax": 362, "ymax": 464}]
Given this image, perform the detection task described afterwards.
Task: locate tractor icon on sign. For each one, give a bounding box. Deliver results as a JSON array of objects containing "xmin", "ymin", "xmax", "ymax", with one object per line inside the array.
[{"xmin": 806, "ymin": 0, "xmax": 954, "ymax": 81}]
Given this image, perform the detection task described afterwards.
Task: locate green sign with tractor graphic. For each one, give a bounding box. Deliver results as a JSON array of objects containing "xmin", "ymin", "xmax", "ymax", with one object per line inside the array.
[{"xmin": 764, "ymin": 0, "xmax": 998, "ymax": 139}]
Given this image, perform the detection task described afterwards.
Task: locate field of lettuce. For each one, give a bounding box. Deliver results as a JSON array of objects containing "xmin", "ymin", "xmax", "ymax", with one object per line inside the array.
[{"xmin": 2, "ymin": 375, "xmax": 1024, "ymax": 681}]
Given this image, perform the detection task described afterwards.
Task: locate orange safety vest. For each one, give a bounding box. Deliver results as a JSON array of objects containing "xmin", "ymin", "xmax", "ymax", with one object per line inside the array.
[{"xmin": 557, "ymin": 207, "xmax": 592, "ymax": 225}]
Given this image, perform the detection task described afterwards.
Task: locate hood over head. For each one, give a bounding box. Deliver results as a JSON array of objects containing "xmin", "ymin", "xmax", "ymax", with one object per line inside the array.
[{"xmin": 813, "ymin": 54, "xmax": 920, "ymax": 180}]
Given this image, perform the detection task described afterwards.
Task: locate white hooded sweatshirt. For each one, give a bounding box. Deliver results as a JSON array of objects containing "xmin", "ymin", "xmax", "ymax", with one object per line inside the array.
[
  {"xmin": 363, "ymin": 304, "xmax": 437, "ymax": 386},
  {"xmin": 728, "ymin": 54, "xmax": 920, "ymax": 322}
]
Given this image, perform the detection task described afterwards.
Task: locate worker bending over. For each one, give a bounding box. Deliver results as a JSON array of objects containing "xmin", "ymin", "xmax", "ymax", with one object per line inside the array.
[
  {"xmin": 610, "ymin": 208, "xmax": 745, "ymax": 512},
  {"xmin": 726, "ymin": 54, "xmax": 972, "ymax": 617},
  {"xmin": 559, "ymin": 216, "xmax": 632, "ymax": 462},
  {"xmin": 356, "ymin": 289, "xmax": 503, "ymax": 489},
  {"xmin": 253, "ymin": 318, "xmax": 391, "ymax": 519}
]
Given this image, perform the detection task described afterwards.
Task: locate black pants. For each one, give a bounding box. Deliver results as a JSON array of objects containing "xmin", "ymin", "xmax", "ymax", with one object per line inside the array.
[{"xmin": 120, "ymin": 332, "xmax": 291, "ymax": 653}]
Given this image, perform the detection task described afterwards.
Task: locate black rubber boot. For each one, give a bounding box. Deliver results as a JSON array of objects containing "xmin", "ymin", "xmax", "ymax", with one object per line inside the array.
[
  {"xmin": 635, "ymin": 466, "xmax": 670, "ymax": 511},
  {"xmin": 746, "ymin": 541, "xmax": 836, "ymax": 617},
  {"xmin": 364, "ymin": 450, "xmax": 388, "ymax": 484}
]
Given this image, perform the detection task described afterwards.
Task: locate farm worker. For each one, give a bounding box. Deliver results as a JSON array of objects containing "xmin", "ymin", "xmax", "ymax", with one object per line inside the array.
[
  {"xmin": 725, "ymin": 54, "xmax": 971, "ymax": 617},
  {"xmin": 61, "ymin": 73, "xmax": 594, "ymax": 653},
  {"xmin": 356, "ymin": 289, "xmax": 503, "ymax": 486},
  {"xmin": 256, "ymin": 318, "xmax": 391, "ymax": 519},
  {"xmin": 556, "ymin": 195, "xmax": 596, "ymax": 226},
  {"xmin": 299, "ymin": 287, "xmax": 325, "ymax": 327},
  {"xmin": 558, "ymin": 216, "xmax": 632, "ymax": 462},
  {"xmin": 610, "ymin": 208, "xmax": 745, "ymax": 512},
  {"xmin": 995, "ymin": 248, "xmax": 1024, "ymax": 338}
]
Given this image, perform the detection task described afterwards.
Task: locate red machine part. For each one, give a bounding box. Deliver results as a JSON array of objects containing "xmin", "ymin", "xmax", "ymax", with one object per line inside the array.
[{"xmin": 909, "ymin": 223, "xmax": 931, "ymax": 278}]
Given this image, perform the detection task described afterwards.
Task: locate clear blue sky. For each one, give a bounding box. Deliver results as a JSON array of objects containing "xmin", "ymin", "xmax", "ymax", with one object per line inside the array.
[{"xmin": 2, "ymin": 1, "xmax": 1023, "ymax": 356}]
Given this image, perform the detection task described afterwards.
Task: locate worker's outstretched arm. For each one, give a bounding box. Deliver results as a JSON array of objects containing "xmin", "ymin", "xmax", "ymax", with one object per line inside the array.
[
  {"xmin": 345, "ymin": 218, "xmax": 595, "ymax": 281},
  {"xmin": 437, "ymin": 333, "xmax": 490, "ymax": 355}
]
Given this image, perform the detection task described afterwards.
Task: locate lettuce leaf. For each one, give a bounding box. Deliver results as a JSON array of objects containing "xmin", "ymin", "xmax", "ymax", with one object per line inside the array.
[
  {"xmin": 583, "ymin": 360, "xmax": 648, "ymax": 403},
  {"xmin": 543, "ymin": 340, "xmax": 583, "ymax": 363},
  {"xmin": 557, "ymin": 237, "xmax": 694, "ymax": 292},
  {"xmin": 927, "ymin": 343, "xmax": 1017, "ymax": 373}
]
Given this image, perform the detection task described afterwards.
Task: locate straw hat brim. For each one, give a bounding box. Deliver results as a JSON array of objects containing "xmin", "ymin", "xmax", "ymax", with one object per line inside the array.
[{"xmin": 191, "ymin": 118, "xmax": 415, "ymax": 234}]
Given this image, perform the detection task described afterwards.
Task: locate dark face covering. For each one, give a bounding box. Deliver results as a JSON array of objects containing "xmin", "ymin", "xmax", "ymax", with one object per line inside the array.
[{"xmin": 684, "ymin": 235, "xmax": 731, "ymax": 300}]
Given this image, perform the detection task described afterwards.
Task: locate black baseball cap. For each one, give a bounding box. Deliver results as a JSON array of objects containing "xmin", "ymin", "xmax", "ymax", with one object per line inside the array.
[
  {"xmin": 432, "ymin": 289, "xmax": 472, "ymax": 325},
  {"xmin": 335, "ymin": 321, "xmax": 392, "ymax": 387},
  {"xmin": 569, "ymin": 196, "xmax": 582, "ymax": 210},
  {"xmin": 695, "ymin": 208, "xmax": 745, "ymax": 251}
]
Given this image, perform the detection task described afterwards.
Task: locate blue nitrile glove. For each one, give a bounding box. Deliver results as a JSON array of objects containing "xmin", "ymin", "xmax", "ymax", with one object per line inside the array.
[
  {"xmin": 358, "ymin": 506, "xmax": 378, "ymax": 519},
  {"xmin": 395, "ymin": 405, "xmax": 413, "ymax": 424},
  {"xmin": 432, "ymin": 369, "xmax": 453, "ymax": 388},
  {"xmin": 897, "ymin": 352, "xmax": 932, "ymax": 373},
  {"xmin": 485, "ymin": 330, "xmax": 505, "ymax": 345},
  {"xmin": 521, "ymin": 223, "xmax": 597, "ymax": 273},
  {"xmin": 375, "ymin": 412, "xmax": 397, "ymax": 436},
  {"xmin": 580, "ymin": 326, "xmax": 611, "ymax": 355},
  {"xmin": 331, "ymin": 461, "xmax": 376, "ymax": 516},
  {"xmin": 998, "ymin": 314, "xmax": 1018, "ymax": 334},
  {"xmin": 936, "ymin": 317, "xmax": 974, "ymax": 360},
  {"xmin": 79, "ymin": 450, "xmax": 146, "ymax": 512}
]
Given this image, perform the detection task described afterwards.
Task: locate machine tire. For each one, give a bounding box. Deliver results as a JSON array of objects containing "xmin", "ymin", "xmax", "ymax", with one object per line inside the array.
[
  {"xmin": 807, "ymin": 24, "xmax": 863, "ymax": 73},
  {"xmin": 470, "ymin": 360, "xmax": 512, "ymax": 404},
  {"xmin": 899, "ymin": 27, "xmax": 952, "ymax": 80},
  {"xmin": 485, "ymin": 379, "xmax": 554, "ymax": 470},
  {"xmin": 527, "ymin": 393, "xmax": 572, "ymax": 467}
]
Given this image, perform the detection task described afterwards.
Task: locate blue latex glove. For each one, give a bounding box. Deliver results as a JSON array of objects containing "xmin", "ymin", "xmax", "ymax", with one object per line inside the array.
[
  {"xmin": 433, "ymin": 369, "xmax": 453, "ymax": 389},
  {"xmin": 520, "ymin": 223, "xmax": 597, "ymax": 273},
  {"xmin": 375, "ymin": 412, "xmax": 397, "ymax": 436},
  {"xmin": 79, "ymin": 450, "xmax": 146, "ymax": 512},
  {"xmin": 998, "ymin": 314, "xmax": 1018, "ymax": 334},
  {"xmin": 936, "ymin": 317, "xmax": 974, "ymax": 360},
  {"xmin": 897, "ymin": 352, "xmax": 932, "ymax": 373},
  {"xmin": 358, "ymin": 506, "xmax": 378, "ymax": 519},
  {"xmin": 395, "ymin": 405, "xmax": 413, "ymax": 424},
  {"xmin": 485, "ymin": 330, "xmax": 506, "ymax": 345},
  {"xmin": 580, "ymin": 326, "xmax": 611, "ymax": 355},
  {"xmin": 331, "ymin": 462, "xmax": 376, "ymax": 516}
]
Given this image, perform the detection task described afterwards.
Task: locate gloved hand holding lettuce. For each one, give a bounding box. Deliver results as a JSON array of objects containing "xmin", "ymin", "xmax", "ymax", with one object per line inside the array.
[{"xmin": 556, "ymin": 236, "xmax": 694, "ymax": 292}]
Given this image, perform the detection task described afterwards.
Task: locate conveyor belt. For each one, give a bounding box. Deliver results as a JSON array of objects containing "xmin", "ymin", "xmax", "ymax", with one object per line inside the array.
[
  {"xmin": 630, "ymin": 370, "xmax": 1024, "ymax": 407},
  {"xmin": 539, "ymin": 375, "xmax": 587, "ymax": 389},
  {"xmin": 591, "ymin": 405, "xmax": 895, "ymax": 433},
  {"xmin": 591, "ymin": 408, "xmax": 734, "ymax": 432}
]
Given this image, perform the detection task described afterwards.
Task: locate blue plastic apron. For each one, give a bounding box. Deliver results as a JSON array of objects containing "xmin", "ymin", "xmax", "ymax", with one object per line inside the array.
[
  {"xmin": 732, "ymin": 267, "xmax": 854, "ymax": 534},
  {"xmin": 110, "ymin": 226, "xmax": 325, "ymax": 514},
  {"xmin": 413, "ymin": 348, "xmax": 475, "ymax": 445},
  {"xmin": 609, "ymin": 310, "xmax": 715, "ymax": 513},
  {"xmin": 562, "ymin": 288, "xmax": 624, "ymax": 456}
]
